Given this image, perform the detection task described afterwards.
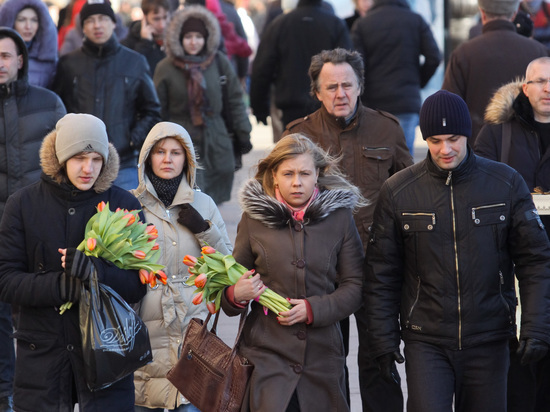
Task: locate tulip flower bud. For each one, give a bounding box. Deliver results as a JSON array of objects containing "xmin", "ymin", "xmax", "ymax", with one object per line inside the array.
[
  {"xmin": 194, "ymin": 273, "xmax": 207, "ymax": 288},
  {"xmin": 206, "ymin": 302, "xmax": 217, "ymax": 314},
  {"xmin": 139, "ymin": 268, "xmax": 150, "ymax": 284},
  {"xmin": 97, "ymin": 201, "xmax": 106, "ymax": 212},
  {"xmin": 201, "ymin": 246, "xmax": 216, "ymax": 255},
  {"xmin": 156, "ymin": 270, "xmax": 167, "ymax": 285},
  {"xmin": 87, "ymin": 237, "xmax": 97, "ymax": 251},
  {"xmin": 183, "ymin": 255, "xmax": 198, "ymax": 267},
  {"xmin": 151, "ymin": 243, "xmax": 159, "ymax": 250},
  {"xmin": 192, "ymin": 292, "xmax": 203, "ymax": 305},
  {"xmin": 123, "ymin": 213, "xmax": 136, "ymax": 227},
  {"xmin": 133, "ymin": 250, "xmax": 146, "ymax": 260}
]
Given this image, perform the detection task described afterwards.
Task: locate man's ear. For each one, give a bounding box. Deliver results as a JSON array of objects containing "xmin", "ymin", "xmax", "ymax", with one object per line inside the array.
[{"xmin": 17, "ymin": 54, "xmax": 23, "ymax": 70}]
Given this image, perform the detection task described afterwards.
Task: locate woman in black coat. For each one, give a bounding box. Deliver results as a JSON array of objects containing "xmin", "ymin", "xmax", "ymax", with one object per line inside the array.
[{"xmin": 0, "ymin": 114, "xmax": 146, "ymax": 412}]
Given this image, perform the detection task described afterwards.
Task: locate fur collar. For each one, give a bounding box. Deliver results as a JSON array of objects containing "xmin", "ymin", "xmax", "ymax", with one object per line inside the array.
[
  {"xmin": 484, "ymin": 79, "xmax": 523, "ymax": 125},
  {"xmin": 40, "ymin": 129, "xmax": 119, "ymax": 193},
  {"xmin": 165, "ymin": 5, "xmax": 221, "ymax": 61},
  {"xmin": 239, "ymin": 179, "xmax": 358, "ymax": 229}
]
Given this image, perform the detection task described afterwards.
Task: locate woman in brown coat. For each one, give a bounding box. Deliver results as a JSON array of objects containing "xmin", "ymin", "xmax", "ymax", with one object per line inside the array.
[{"xmin": 221, "ymin": 134, "xmax": 365, "ymax": 412}]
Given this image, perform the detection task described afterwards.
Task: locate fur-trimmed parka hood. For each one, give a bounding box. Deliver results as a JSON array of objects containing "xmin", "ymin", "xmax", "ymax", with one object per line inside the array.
[
  {"xmin": 165, "ymin": 5, "xmax": 221, "ymax": 61},
  {"xmin": 39, "ymin": 129, "xmax": 119, "ymax": 193},
  {"xmin": 133, "ymin": 122, "xmax": 198, "ymax": 204},
  {"xmin": 484, "ymin": 79, "xmax": 523, "ymax": 125},
  {"xmin": 240, "ymin": 179, "xmax": 359, "ymax": 229}
]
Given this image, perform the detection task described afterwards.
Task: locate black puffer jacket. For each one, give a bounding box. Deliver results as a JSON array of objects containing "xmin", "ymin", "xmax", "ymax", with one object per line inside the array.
[
  {"xmin": 0, "ymin": 28, "xmax": 66, "ymax": 221},
  {"xmin": 351, "ymin": 0, "xmax": 440, "ymax": 114},
  {"xmin": 54, "ymin": 36, "xmax": 161, "ymax": 168},
  {"xmin": 0, "ymin": 129, "xmax": 147, "ymax": 411},
  {"xmin": 365, "ymin": 149, "xmax": 550, "ymax": 359}
]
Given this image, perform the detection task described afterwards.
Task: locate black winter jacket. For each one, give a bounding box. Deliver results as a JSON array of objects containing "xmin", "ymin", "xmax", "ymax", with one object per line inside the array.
[
  {"xmin": 54, "ymin": 36, "xmax": 161, "ymax": 168},
  {"xmin": 351, "ymin": 0, "xmax": 440, "ymax": 114},
  {"xmin": 0, "ymin": 28, "xmax": 66, "ymax": 221},
  {"xmin": 0, "ymin": 131, "xmax": 147, "ymax": 412},
  {"xmin": 365, "ymin": 149, "xmax": 550, "ymax": 359},
  {"xmin": 121, "ymin": 20, "xmax": 166, "ymax": 75}
]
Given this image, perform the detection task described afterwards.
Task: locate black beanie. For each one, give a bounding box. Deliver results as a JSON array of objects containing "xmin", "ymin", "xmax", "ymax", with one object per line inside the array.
[
  {"xmin": 180, "ymin": 17, "xmax": 208, "ymax": 41},
  {"xmin": 419, "ymin": 90, "xmax": 472, "ymax": 140},
  {"xmin": 80, "ymin": 0, "xmax": 116, "ymax": 26}
]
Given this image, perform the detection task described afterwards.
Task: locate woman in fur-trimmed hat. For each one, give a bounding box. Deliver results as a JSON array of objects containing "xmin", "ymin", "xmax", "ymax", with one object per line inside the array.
[
  {"xmin": 0, "ymin": 113, "xmax": 146, "ymax": 411},
  {"xmin": 153, "ymin": 4, "xmax": 252, "ymax": 205}
]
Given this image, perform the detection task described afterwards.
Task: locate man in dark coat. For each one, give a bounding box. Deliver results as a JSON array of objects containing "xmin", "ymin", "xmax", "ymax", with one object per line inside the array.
[
  {"xmin": 442, "ymin": 0, "xmax": 549, "ymax": 146},
  {"xmin": 0, "ymin": 27, "xmax": 66, "ymax": 412},
  {"xmin": 366, "ymin": 90, "xmax": 550, "ymax": 411},
  {"xmin": 284, "ymin": 48, "xmax": 413, "ymax": 412},
  {"xmin": 0, "ymin": 113, "xmax": 146, "ymax": 411},
  {"xmin": 121, "ymin": 0, "xmax": 170, "ymax": 75},
  {"xmin": 351, "ymin": 0, "xmax": 441, "ymax": 155},
  {"xmin": 475, "ymin": 56, "xmax": 550, "ymax": 412},
  {"xmin": 249, "ymin": 0, "xmax": 352, "ymax": 128},
  {"xmin": 54, "ymin": 0, "xmax": 161, "ymax": 190}
]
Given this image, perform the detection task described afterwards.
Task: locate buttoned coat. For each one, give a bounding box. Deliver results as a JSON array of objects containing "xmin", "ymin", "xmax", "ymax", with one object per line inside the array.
[{"xmin": 222, "ymin": 179, "xmax": 364, "ymax": 412}]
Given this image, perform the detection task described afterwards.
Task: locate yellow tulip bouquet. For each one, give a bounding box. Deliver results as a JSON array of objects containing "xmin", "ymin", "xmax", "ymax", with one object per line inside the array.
[
  {"xmin": 183, "ymin": 246, "xmax": 291, "ymax": 315},
  {"xmin": 59, "ymin": 201, "xmax": 166, "ymax": 314}
]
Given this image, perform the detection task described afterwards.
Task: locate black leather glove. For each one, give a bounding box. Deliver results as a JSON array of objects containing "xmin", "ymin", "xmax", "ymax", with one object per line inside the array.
[
  {"xmin": 517, "ymin": 338, "xmax": 549, "ymax": 365},
  {"xmin": 65, "ymin": 248, "xmax": 93, "ymax": 281},
  {"xmin": 177, "ymin": 204, "xmax": 209, "ymax": 234},
  {"xmin": 239, "ymin": 140, "xmax": 253, "ymax": 155},
  {"xmin": 59, "ymin": 272, "xmax": 82, "ymax": 302},
  {"xmin": 255, "ymin": 114, "xmax": 268, "ymax": 126},
  {"xmin": 377, "ymin": 350, "xmax": 404, "ymax": 385}
]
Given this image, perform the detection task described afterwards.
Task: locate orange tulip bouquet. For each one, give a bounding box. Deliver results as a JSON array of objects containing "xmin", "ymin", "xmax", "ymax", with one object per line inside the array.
[
  {"xmin": 59, "ymin": 201, "xmax": 166, "ymax": 314},
  {"xmin": 183, "ymin": 246, "xmax": 291, "ymax": 315}
]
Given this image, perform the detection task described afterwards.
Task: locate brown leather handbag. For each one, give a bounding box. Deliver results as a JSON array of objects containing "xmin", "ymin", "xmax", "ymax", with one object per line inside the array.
[{"xmin": 167, "ymin": 309, "xmax": 252, "ymax": 412}]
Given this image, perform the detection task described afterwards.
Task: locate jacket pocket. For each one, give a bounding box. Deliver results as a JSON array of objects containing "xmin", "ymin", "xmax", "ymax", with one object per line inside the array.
[
  {"xmin": 470, "ymin": 202, "xmax": 508, "ymax": 226},
  {"xmin": 361, "ymin": 147, "xmax": 392, "ymax": 186},
  {"xmin": 401, "ymin": 212, "xmax": 436, "ymax": 232}
]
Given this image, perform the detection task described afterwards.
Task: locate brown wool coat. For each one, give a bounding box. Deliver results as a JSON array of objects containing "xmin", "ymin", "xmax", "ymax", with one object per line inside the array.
[{"xmin": 221, "ymin": 179, "xmax": 364, "ymax": 412}]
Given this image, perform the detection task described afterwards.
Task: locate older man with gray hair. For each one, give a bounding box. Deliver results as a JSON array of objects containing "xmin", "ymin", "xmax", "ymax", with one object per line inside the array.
[{"xmin": 442, "ymin": 0, "xmax": 549, "ymax": 145}]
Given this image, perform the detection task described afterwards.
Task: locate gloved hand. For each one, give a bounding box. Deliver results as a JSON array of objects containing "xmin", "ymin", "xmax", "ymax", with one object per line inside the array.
[
  {"xmin": 239, "ymin": 140, "xmax": 253, "ymax": 155},
  {"xmin": 65, "ymin": 248, "xmax": 93, "ymax": 281},
  {"xmin": 517, "ymin": 338, "xmax": 549, "ymax": 365},
  {"xmin": 377, "ymin": 350, "xmax": 405, "ymax": 385},
  {"xmin": 255, "ymin": 114, "xmax": 268, "ymax": 126},
  {"xmin": 178, "ymin": 204, "xmax": 209, "ymax": 234}
]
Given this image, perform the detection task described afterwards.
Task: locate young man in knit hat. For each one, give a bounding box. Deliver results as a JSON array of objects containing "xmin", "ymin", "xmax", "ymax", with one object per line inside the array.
[
  {"xmin": 442, "ymin": 0, "xmax": 549, "ymax": 146},
  {"xmin": 53, "ymin": 0, "xmax": 161, "ymax": 191},
  {"xmin": 364, "ymin": 90, "xmax": 550, "ymax": 411},
  {"xmin": 0, "ymin": 113, "xmax": 146, "ymax": 411}
]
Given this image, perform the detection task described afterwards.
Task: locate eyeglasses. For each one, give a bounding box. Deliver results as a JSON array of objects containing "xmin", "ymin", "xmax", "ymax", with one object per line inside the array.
[{"xmin": 526, "ymin": 78, "xmax": 550, "ymax": 87}]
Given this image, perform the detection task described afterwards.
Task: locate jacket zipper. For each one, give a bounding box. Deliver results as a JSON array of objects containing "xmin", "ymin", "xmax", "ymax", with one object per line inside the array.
[
  {"xmin": 447, "ymin": 171, "xmax": 462, "ymax": 349},
  {"xmin": 406, "ymin": 276, "xmax": 421, "ymax": 328},
  {"xmin": 402, "ymin": 212, "xmax": 436, "ymax": 225},
  {"xmin": 498, "ymin": 270, "xmax": 512, "ymax": 323}
]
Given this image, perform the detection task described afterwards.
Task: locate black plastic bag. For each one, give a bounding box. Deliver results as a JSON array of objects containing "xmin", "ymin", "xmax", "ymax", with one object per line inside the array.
[{"xmin": 79, "ymin": 270, "xmax": 152, "ymax": 391}]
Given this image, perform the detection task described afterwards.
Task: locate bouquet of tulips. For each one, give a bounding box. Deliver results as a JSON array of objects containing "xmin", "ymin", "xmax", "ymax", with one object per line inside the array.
[
  {"xmin": 60, "ymin": 201, "xmax": 166, "ymax": 314},
  {"xmin": 183, "ymin": 246, "xmax": 292, "ymax": 315}
]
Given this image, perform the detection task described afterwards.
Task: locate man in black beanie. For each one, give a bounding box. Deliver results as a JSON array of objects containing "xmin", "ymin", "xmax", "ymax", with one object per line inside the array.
[
  {"xmin": 53, "ymin": 0, "xmax": 161, "ymax": 191},
  {"xmin": 364, "ymin": 90, "xmax": 550, "ymax": 411}
]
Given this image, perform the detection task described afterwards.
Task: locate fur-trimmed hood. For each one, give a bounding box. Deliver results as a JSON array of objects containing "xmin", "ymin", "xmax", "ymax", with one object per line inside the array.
[
  {"xmin": 484, "ymin": 79, "xmax": 523, "ymax": 125},
  {"xmin": 39, "ymin": 129, "xmax": 119, "ymax": 193},
  {"xmin": 165, "ymin": 5, "xmax": 221, "ymax": 61},
  {"xmin": 240, "ymin": 179, "xmax": 359, "ymax": 229},
  {"xmin": 133, "ymin": 122, "xmax": 198, "ymax": 204},
  {"xmin": 0, "ymin": 0, "xmax": 58, "ymax": 64}
]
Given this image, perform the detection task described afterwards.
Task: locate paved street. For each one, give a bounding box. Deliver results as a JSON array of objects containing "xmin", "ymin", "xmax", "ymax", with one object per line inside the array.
[{"xmin": 215, "ymin": 118, "xmax": 428, "ymax": 411}]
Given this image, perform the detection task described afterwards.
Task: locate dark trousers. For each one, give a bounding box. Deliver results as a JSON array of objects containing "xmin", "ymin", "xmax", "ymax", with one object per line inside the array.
[
  {"xmin": 0, "ymin": 303, "xmax": 14, "ymax": 398},
  {"xmin": 355, "ymin": 305, "xmax": 403, "ymax": 412},
  {"xmin": 404, "ymin": 339, "xmax": 509, "ymax": 412}
]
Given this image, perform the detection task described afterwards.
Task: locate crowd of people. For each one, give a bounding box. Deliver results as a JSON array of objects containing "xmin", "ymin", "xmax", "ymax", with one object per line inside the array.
[{"xmin": 0, "ymin": 0, "xmax": 549, "ymax": 411}]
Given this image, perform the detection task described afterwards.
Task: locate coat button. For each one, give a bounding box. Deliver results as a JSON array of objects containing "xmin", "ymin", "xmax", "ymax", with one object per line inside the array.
[
  {"xmin": 295, "ymin": 259, "xmax": 305, "ymax": 269},
  {"xmin": 296, "ymin": 330, "xmax": 306, "ymax": 340},
  {"xmin": 38, "ymin": 263, "xmax": 44, "ymax": 271},
  {"xmin": 294, "ymin": 222, "xmax": 303, "ymax": 232},
  {"xmin": 292, "ymin": 364, "xmax": 303, "ymax": 374},
  {"xmin": 29, "ymin": 344, "xmax": 36, "ymax": 350},
  {"xmin": 67, "ymin": 344, "xmax": 74, "ymax": 351},
  {"xmin": 68, "ymin": 208, "xmax": 76, "ymax": 215}
]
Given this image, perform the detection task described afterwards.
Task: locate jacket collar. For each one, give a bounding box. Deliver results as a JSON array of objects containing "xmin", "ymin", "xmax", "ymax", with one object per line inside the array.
[
  {"xmin": 82, "ymin": 35, "xmax": 119, "ymax": 58},
  {"xmin": 425, "ymin": 145, "xmax": 476, "ymax": 183},
  {"xmin": 0, "ymin": 77, "xmax": 28, "ymax": 98},
  {"xmin": 482, "ymin": 19, "xmax": 516, "ymax": 34},
  {"xmin": 319, "ymin": 101, "xmax": 363, "ymax": 131},
  {"xmin": 239, "ymin": 179, "xmax": 358, "ymax": 229}
]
